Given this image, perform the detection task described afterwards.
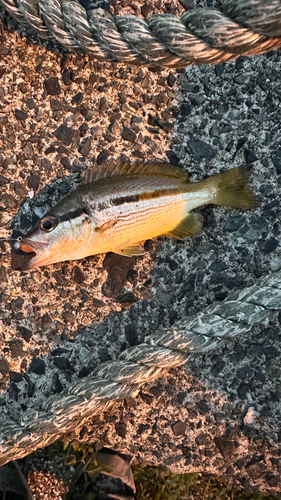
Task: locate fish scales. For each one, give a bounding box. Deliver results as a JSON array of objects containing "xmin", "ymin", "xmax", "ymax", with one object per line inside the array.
[
  {"xmin": 15, "ymin": 163, "xmax": 256, "ymax": 268},
  {"xmin": 82, "ymin": 176, "xmax": 208, "ymax": 228},
  {"xmin": 76, "ymin": 176, "xmax": 190, "ymax": 256},
  {"xmin": 67, "ymin": 176, "xmax": 209, "ymax": 255}
]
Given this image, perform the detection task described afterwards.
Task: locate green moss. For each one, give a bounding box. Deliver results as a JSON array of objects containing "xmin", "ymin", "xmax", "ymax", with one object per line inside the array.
[
  {"xmin": 25, "ymin": 443, "xmax": 281, "ymax": 500},
  {"xmin": 133, "ymin": 465, "xmax": 280, "ymax": 500}
]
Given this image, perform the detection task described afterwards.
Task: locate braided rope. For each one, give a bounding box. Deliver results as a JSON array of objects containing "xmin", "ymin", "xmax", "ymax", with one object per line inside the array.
[
  {"xmin": 0, "ymin": 270, "xmax": 280, "ymax": 466},
  {"xmin": 1, "ymin": 0, "xmax": 281, "ymax": 66}
]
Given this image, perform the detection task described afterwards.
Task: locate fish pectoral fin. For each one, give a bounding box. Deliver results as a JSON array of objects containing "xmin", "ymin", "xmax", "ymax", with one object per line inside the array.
[
  {"xmin": 166, "ymin": 213, "xmax": 203, "ymax": 240},
  {"xmin": 113, "ymin": 244, "xmax": 146, "ymax": 256},
  {"xmin": 95, "ymin": 219, "xmax": 120, "ymax": 232}
]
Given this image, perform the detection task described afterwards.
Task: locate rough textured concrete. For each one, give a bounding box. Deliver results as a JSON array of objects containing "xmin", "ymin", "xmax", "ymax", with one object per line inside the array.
[
  {"xmin": 0, "ymin": 6, "xmax": 176, "ymax": 386},
  {"xmin": 1, "ymin": 0, "xmax": 281, "ymax": 496}
]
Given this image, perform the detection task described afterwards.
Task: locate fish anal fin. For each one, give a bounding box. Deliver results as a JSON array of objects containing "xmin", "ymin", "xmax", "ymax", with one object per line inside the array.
[
  {"xmin": 166, "ymin": 213, "xmax": 203, "ymax": 240},
  {"xmin": 113, "ymin": 244, "xmax": 146, "ymax": 256},
  {"xmin": 83, "ymin": 160, "xmax": 190, "ymax": 185}
]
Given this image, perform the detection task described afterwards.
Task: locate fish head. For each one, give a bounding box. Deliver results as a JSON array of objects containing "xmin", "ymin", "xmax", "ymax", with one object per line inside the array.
[{"xmin": 18, "ymin": 205, "xmax": 93, "ymax": 269}]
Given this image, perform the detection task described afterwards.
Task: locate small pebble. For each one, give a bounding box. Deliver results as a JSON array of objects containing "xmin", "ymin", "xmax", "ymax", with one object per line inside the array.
[
  {"xmin": 122, "ymin": 127, "xmax": 137, "ymax": 142},
  {"xmin": 44, "ymin": 76, "xmax": 61, "ymax": 95},
  {"xmin": 0, "ymin": 175, "xmax": 8, "ymax": 186},
  {"xmin": 72, "ymin": 92, "xmax": 83, "ymax": 105},
  {"xmin": 79, "ymin": 137, "xmax": 91, "ymax": 156},
  {"xmin": 28, "ymin": 174, "xmax": 40, "ymax": 190},
  {"xmin": 15, "ymin": 109, "xmax": 28, "ymax": 121},
  {"xmin": 54, "ymin": 125, "xmax": 74, "ymax": 146},
  {"xmin": 1, "ymin": 194, "xmax": 18, "ymax": 209},
  {"xmin": 97, "ymin": 149, "xmax": 108, "ymax": 165},
  {"xmin": 71, "ymin": 266, "xmax": 85, "ymax": 284},
  {"xmin": 60, "ymin": 157, "xmax": 71, "ymax": 170},
  {"xmin": 99, "ymin": 97, "xmax": 109, "ymax": 111}
]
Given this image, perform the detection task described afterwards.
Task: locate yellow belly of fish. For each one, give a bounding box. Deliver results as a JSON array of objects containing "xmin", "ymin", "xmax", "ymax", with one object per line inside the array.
[{"xmin": 88, "ymin": 200, "xmax": 187, "ymax": 256}]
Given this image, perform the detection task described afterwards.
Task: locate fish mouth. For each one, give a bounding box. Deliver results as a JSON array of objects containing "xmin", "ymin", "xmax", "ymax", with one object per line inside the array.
[{"xmin": 18, "ymin": 238, "xmax": 49, "ymax": 269}]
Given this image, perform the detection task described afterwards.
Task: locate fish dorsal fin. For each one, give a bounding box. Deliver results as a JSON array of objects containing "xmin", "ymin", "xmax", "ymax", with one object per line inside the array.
[{"xmin": 83, "ymin": 160, "xmax": 190, "ymax": 185}]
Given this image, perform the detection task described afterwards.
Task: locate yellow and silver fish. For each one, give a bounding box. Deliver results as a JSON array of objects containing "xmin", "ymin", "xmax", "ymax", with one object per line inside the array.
[{"xmin": 16, "ymin": 161, "xmax": 256, "ymax": 269}]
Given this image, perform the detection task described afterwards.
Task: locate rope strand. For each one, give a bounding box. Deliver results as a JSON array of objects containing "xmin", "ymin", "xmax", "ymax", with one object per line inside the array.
[
  {"xmin": 0, "ymin": 269, "xmax": 280, "ymax": 465},
  {"xmin": 1, "ymin": 0, "xmax": 281, "ymax": 66}
]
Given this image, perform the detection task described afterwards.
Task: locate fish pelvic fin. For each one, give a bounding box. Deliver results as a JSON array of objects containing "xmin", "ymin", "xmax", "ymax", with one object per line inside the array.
[
  {"xmin": 83, "ymin": 160, "xmax": 190, "ymax": 185},
  {"xmin": 113, "ymin": 244, "xmax": 146, "ymax": 256},
  {"xmin": 166, "ymin": 213, "xmax": 203, "ymax": 240},
  {"xmin": 203, "ymin": 165, "xmax": 257, "ymax": 210}
]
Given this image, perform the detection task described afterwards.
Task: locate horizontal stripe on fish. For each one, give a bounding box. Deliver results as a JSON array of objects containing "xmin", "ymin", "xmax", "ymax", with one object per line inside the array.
[
  {"xmin": 82, "ymin": 180, "xmax": 213, "ymax": 214},
  {"xmin": 92, "ymin": 191, "xmax": 210, "ymax": 228},
  {"xmin": 96, "ymin": 190, "xmax": 181, "ymax": 212},
  {"xmin": 93, "ymin": 197, "xmax": 185, "ymax": 228},
  {"xmin": 59, "ymin": 207, "xmax": 88, "ymax": 223},
  {"xmin": 55, "ymin": 188, "xmax": 208, "ymax": 225},
  {"xmin": 81, "ymin": 176, "xmax": 188, "ymax": 208},
  {"xmin": 111, "ymin": 194, "xmax": 140, "ymax": 206},
  {"xmin": 97, "ymin": 195, "xmax": 140, "ymax": 211}
]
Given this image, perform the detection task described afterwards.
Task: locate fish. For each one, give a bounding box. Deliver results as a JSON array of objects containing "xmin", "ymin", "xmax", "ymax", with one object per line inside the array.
[{"xmin": 15, "ymin": 161, "xmax": 256, "ymax": 269}]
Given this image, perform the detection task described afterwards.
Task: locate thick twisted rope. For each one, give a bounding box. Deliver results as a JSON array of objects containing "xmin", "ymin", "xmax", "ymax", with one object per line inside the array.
[
  {"xmin": 1, "ymin": 0, "xmax": 281, "ymax": 67},
  {"xmin": 0, "ymin": 270, "xmax": 280, "ymax": 466}
]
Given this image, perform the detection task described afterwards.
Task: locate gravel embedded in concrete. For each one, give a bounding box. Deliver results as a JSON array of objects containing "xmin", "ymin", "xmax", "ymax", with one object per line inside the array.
[{"xmin": 1, "ymin": 0, "xmax": 281, "ymax": 495}]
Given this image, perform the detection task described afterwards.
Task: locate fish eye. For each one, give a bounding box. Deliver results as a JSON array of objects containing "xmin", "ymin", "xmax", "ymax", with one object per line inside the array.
[{"xmin": 41, "ymin": 217, "xmax": 57, "ymax": 232}]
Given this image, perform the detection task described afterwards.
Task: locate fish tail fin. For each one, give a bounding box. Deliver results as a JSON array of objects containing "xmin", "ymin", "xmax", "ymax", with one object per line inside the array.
[{"xmin": 204, "ymin": 165, "xmax": 257, "ymax": 210}]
